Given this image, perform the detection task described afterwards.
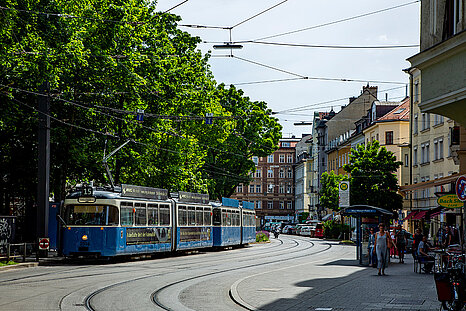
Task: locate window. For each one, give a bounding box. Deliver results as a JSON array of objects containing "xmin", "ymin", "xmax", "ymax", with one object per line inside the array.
[
  {"xmin": 267, "ymin": 155, "xmax": 274, "ymax": 163},
  {"xmin": 195, "ymin": 207, "xmax": 203, "ymax": 225},
  {"xmin": 267, "ymin": 169, "xmax": 274, "ymax": 178},
  {"xmin": 281, "ymin": 141, "xmax": 290, "ymax": 147},
  {"xmin": 287, "ymin": 168, "xmax": 292, "ymax": 178},
  {"xmin": 267, "ymin": 183, "xmax": 274, "ymax": 193},
  {"xmin": 404, "ymin": 154, "xmax": 409, "ymax": 167},
  {"xmin": 421, "ymin": 142, "xmax": 430, "ymax": 163},
  {"xmin": 439, "ymin": 138, "xmax": 444, "ymax": 159},
  {"xmin": 252, "ymin": 156, "xmax": 259, "ymax": 165},
  {"xmin": 256, "ymin": 201, "xmax": 261, "ymax": 209},
  {"xmin": 187, "ymin": 206, "xmax": 196, "ymax": 226},
  {"xmin": 134, "ymin": 203, "xmax": 147, "ymax": 226},
  {"xmin": 256, "ymin": 184, "xmax": 261, "ymax": 193},
  {"xmin": 237, "ymin": 184, "xmax": 243, "ymax": 193},
  {"xmin": 279, "ymin": 201, "xmax": 284, "ymax": 209},
  {"xmin": 421, "ymin": 113, "xmax": 430, "ymax": 131},
  {"xmin": 413, "ymin": 113, "xmax": 418, "ymax": 134},
  {"xmin": 249, "ymin": 185, "xmax": 254, "ymax": 193},
  {"xmin": 287, "ymin": 154, "xmax": 293, "ymax": 163},
  {"xmin": 434, "ymin": 114, "xmax": 444, "ymax": 126},
  {"xmin": 148, "ymin": 204, "xmax": 159, "ymax": 225},
  {"xmin": 120, "ymin": 202, "xmax": 134, "ymax": 226},
  {"xmin": 279, "ymin": 184, "xmax": 285, "ymax": 193},
  {"xmin": 279, "ymin": 154, "xmax": 285, "ymax": 163},
  {"xmin": 159, "ymin": 204, "xmax": 170, "ymax": 225},
  {"xmin": 203, "ymin": 207, "xmax": 211, "ymax": 226},
  {"xmin": 213, "ymin": 209, "xmax": 221, "ymax": 225},
  {"xmin": 414, "ymin": 81, "xmax": 419, "ymax": 103},
  {"xmin": 65, "ymin": 204, "xmax": 119, "ymax": 226},
  {"xmin": 286, "ymin": 184, "xmax": 292, "ymax": 194},
  {"xmin": 385, "ymin": 131, "xmax": 394, "ymax": 145},
  {"xmin": 430, "ymin": 0, "xmax": 437, "ymax": 34},
  {"xmin": 413, "ymin": 146, "xmax": 418, "ymax": 165},
  {"xmin": 178, "ymin": 206, "xmax": 187, "ymax": 226},
  {"xmin": 279, "ymin": 168, "xmax": 284, "ymax": 178},
  {"xmin": 287, "ymin": 202, "xmax": 292, "ymax": 209},
  {"xmin": 267, "ymin": 201, "xmax": 273, "ymax": 209},
  {"xmin": 255, "ymin": 168, "xmax": 261, "ymax": 178}
]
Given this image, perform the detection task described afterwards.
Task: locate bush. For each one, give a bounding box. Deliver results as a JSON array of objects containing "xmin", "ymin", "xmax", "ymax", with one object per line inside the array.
[
  {"xmin": 323, "ymin": 220, "xmax": 351, "ymax": 239},
  {"xmin": 256, "ymin": 231, "xmax": 270, "ymax": 242},
  {"xmin": 0, "ymin": 261, "xmax": 18, "ymax": 266}
]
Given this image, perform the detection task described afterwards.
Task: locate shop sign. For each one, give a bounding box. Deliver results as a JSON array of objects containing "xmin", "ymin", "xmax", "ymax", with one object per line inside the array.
[
  {"xmin": 437, "ymin": 194, "xmax": 464, "ymax": 208},
  {"xmin": 456, "ymin": 175, "xmax": 466, "ymax": 202}
]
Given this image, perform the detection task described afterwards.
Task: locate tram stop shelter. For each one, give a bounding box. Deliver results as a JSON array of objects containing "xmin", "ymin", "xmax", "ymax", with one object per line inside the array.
[{"xmin": 341, "ymin": 205, "xmax": 393, "ymax": 266}]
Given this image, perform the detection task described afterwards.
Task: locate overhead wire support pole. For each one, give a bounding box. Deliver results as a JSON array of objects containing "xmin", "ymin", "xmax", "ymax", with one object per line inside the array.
[{"xmin": 102, "ymin": 139, "xmax": 131, "ymax": 189}]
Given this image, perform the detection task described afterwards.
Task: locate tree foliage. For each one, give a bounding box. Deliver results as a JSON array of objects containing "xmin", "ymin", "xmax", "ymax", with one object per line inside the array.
[
  {"xmin": 319, "ymin": 171, "xmax": 348, "ymax": 211},
  {"xmin": 0, "ymin": 0, "xmax": 281, "ymax": 216},
  {"xmin": 343, "ymin": 141, "xmax": 403, "ymax": 214}
]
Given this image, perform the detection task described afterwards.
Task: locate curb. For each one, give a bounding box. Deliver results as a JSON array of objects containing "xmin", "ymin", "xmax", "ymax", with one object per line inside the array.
[{"xmin": 0, "ymin": 262, "xmax": 39, "ymax": 272}]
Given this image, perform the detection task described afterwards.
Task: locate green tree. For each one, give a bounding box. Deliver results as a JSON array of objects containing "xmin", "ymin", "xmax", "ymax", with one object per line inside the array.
[
  {"xmin": 343, "ymin": 141, "xmax": 403, "ymax": 214},
  {"xmin": 319, "ymin": 171, "xmax": 348, "ymax": 211}
]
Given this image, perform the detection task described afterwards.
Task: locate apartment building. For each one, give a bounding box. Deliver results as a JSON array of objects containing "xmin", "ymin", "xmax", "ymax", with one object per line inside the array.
[{"xmin": 231, "ymin": 137, "xmax": 300, "ymax": 226}]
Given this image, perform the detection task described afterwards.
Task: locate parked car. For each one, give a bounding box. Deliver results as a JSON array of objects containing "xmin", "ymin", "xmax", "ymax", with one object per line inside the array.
[
  {"xmin": 300, "ymin": 226, "xmax": 312, "ymax": 236},
  {"xmin": 282, "ymin": 225, "xmax": 294, "ymax": 234}
]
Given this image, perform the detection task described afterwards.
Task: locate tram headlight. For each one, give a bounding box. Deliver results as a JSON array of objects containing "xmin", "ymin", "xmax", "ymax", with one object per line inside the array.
[{"xmin": 82, "ymin": 235, "xmax": 88, "ymax": 241}]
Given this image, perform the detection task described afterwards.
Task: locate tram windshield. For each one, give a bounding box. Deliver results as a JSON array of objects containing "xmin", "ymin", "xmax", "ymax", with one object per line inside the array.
[{"xmin": 65, "ymin": 205, "xmax": 119, "ymax": 226}]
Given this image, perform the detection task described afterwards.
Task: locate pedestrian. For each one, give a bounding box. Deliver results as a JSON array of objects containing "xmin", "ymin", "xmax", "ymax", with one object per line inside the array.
[
  {"xmin": 413, "ymin": 228, "xmax": 423, "ymax": 253},
  {"xmin": 395, "ymin": 225, "xmax": 407, "ymax": 263},
  {"xmin": 418, "ymin": 235, "xmax": 434, "ymax": 273},
  {"xmin": 373, "ymin": 223, "xmax": 394, "ymax": 276},
  {"xmin": 367, "ymin": 227, "xmax": 377, "ymax": 267}
]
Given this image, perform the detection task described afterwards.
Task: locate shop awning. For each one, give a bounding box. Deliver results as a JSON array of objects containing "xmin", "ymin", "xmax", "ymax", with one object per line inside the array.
[
  {"xmin": 411, "ymin": 211, "xmax": 427, "ymax": 220},
  {"xmin": 430, "ymin": 211, "xmax": 442, "ymax": 218},
  {"xmin": 404, "ymin": 211, "xmax": 418, "ymax": 220}
]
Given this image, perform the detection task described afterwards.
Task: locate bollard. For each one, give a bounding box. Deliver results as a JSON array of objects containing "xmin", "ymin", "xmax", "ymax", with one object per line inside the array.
[{"xmin": 7, "ymin": 243, "xmax": 10, "ymax": 262}]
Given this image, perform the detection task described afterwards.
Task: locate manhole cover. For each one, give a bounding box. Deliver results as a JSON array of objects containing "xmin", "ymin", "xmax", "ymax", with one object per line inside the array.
[{"xmin": 390, "ymin": 298, "xmax": 425, "ymax": 305}]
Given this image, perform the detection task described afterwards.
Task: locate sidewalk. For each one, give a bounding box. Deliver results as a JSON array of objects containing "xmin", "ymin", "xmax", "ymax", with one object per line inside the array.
[{"xmin": 235, "ymin": 245, "xmax": 439, "ymax": 311}]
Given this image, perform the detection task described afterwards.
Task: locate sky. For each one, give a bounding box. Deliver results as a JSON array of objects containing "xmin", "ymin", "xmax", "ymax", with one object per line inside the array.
[{"xmin": 155, "ymin": 0, "xmax": 420, "ymax": 138}]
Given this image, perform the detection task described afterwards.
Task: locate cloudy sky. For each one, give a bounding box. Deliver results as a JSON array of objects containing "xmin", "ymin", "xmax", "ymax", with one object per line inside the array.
[{"xmin": 155, "ymin": 0, "xmax": 420, "ymax": 137}]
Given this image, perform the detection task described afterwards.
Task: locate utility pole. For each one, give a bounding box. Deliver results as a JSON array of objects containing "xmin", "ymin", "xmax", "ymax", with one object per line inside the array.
[{"xmin": 37, "ymin": 82, "xmax": 50, "ymax": 240}]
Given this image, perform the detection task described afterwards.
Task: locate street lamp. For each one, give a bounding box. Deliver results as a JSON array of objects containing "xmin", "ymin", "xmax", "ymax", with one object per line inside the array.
[{"xmin": 213, "ymin": 42, "xmax": 243, "ymax": 50}]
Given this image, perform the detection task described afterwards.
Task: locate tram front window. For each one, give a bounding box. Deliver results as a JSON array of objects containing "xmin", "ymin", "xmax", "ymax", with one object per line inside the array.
[{"xmin": 65, "ymin": 205, "xmax": 119, "ymax": 226}]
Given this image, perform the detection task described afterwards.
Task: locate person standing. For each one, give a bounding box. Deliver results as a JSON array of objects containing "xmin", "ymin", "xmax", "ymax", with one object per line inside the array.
[
  {"xmin": 367, "ymin": 227, "xmax": 376, "ymax": 267},
  {"xmin": 373, "ymin": 223, "xmax": 394, "ymax": 276},
  {"xmin": 395, "ymin": 225, "xmax": 407, "ymax": 263}
]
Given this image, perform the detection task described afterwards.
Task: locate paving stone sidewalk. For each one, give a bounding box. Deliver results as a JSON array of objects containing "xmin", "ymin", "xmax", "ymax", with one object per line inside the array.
[{"xmin": 236, "ymin": 244, "xmax": 440, "ymax": 311}]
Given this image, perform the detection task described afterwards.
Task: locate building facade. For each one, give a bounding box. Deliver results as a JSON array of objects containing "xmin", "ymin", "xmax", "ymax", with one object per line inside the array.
[
  {"xmin": 294, "ymin": 135, "xmax": 313, "ymax": 219},
  {"xmin": 231, "ymin": 137, "xmax": 300, "ymax": 226}
]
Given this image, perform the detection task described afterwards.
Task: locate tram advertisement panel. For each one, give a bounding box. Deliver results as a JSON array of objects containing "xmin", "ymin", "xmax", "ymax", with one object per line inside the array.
[
  {"xmin": 180, "ymin": 227, "xmax": 211, "ymax": 242},
  {"xmin": 126, "ymin": 228, "xmax": 171, "ymax": 245}
]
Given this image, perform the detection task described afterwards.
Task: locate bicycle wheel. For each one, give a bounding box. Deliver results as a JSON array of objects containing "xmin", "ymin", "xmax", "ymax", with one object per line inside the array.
[{"xmin": 442, "ymin": 300, "xmax": 464, "ymax": 311}]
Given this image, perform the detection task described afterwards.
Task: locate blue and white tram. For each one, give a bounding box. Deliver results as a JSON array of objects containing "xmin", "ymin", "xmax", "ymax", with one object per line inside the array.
[
  {"xmin": 212, "ymin": 198, "xmax": 242, "ymax": 247},
  {"xmin": 240, "ymin": 201, "xmax": 256, "ymax": 245},
  {"xmin": 62, "ymin": 184, "xmax": 173, "ymax": 257},
  {"xmin": 173, "ymin": 191, "xmax": 213, "ymax": 251}
]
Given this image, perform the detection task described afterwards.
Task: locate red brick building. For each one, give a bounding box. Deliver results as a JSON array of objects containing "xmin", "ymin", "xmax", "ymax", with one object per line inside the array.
[{"xmin": 231, "ymin": 138, "xmax": 300, "ymax": 226}]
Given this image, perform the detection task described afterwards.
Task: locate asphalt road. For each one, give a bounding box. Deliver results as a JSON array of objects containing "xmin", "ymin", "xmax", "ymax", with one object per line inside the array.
[{"xmin": 0, "ymin": 236, "xmax": 438, "ymax": 311}]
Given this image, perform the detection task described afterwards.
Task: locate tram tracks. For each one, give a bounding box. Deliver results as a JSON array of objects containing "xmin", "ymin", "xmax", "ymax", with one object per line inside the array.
[
  {"xmin": 81, "ymin": 237, "xmax": 313, "ymax": 311},
  {"xmin": 151, "ymin": 238, "xmax": 332, "ymax": 311}
]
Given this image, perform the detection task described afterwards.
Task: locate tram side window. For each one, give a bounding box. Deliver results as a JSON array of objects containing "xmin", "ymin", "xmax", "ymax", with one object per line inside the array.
[
  {"xmin": 65, "ymin": 205, "xmax": 119, "ymax": 226},
  {"xmin": 178, "ymin": 206, "xmax": 187, "ymax": 226},
  {"xmin": 213, "ymin": 209, "xmax": 221, "ymax": 226},
  {"xmin": 203, "ymin": 208, "xmax": 211, "ymax": 226},
  {"xmin": 159, "ymin": 204, "xmax": 170, "ymax": 225},
  {"xmin": 188, "ymin": 206, "xmax": 196, "ymax": 226},
  {"xmin": 235, "ymin": 211, "xmax": 240, "ymax": 226},
  {"xmin": 120, "ymin": 202, "xmax": 134, "ymax": 226},
  {"xmin": 195, "ymin": 207, "xmax": 203, "ymax": 226},
  {"xmin": 135, "ymin": 203, "xmax": 147, "ymax": 226},
  {"xmin": 148, "ymin": 204, "xmax": 159, "ymax": 225}
]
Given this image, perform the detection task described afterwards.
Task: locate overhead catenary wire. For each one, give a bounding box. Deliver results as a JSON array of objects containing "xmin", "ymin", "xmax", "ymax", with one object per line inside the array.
[
  {"xmin": 241, "ymin": 0, "xmax": 421, "ymax": 42},
  {"xmin": 164, "ymin": 0, "xmax": 190, "ymax": 13},
  {"xmin": 231, "ymin": 41, "xmax": 420, "ymax": 49}
]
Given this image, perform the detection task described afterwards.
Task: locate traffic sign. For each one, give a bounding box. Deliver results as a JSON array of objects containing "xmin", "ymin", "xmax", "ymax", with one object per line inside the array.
[
  {"xmin": 339, "ymin": 181, "xmax": 350, "ymax": 208},
  {"xmin": 38, "ymin": 238, "xmax": 50, "ymax": 250},
  {"xmin": 456, "ymin": 175, "xmax": 466, "ymax": 202}
]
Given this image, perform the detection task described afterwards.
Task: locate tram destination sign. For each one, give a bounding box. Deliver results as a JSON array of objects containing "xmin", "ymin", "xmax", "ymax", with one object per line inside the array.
[
  {"xmin": 121, "ymin": 184, "xmax": 168, "ymax": 200},
  {"xmin": 178, "ymin": 191, "xmax": 209, "ymax": 204}
]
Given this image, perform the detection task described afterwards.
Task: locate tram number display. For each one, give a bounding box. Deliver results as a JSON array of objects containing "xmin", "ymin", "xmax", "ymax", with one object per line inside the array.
[
  {"xmin": 126, "ymin": 227, "xmax": 171, "ymax": 245},
  {"xmin": 179, "ymin": 227, "xmax": 211, "ymax": 242}
]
